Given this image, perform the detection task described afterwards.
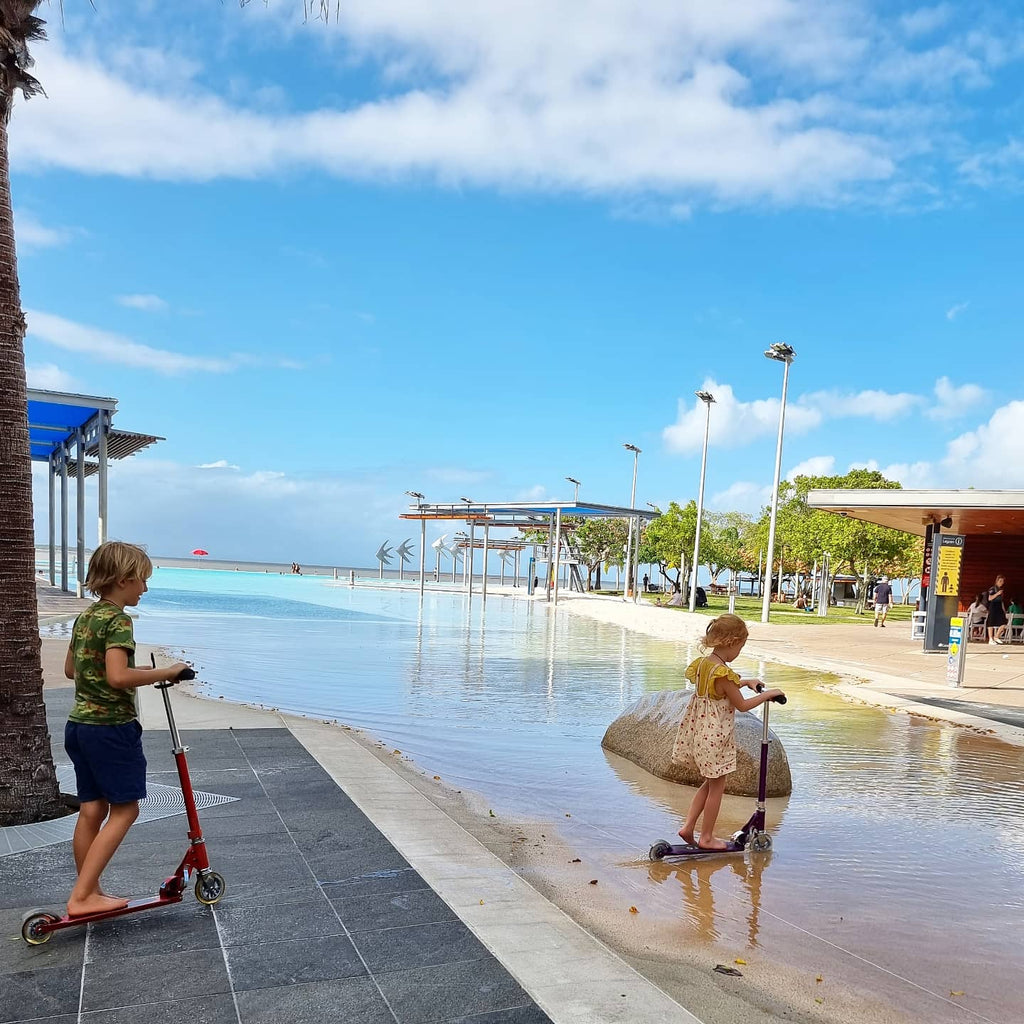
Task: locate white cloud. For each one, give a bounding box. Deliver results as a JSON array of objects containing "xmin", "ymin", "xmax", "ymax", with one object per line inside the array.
[
  {"xmin": 32, "ymin": 456, "xmax": 396, "ymax": 565},
  {"xmin": 6, "ymin": 26, "xmax": 899, "ymax": 208},
  {"xmin": 927, "ymin": 376, "xmax": 986, "ymax": 420},
  {"xmin": 198, "ymin": 459, "xmax": 241, "ymax": 471},
  {"xmin": 26, "ymin": 362, "xmax": 79, "ymax": 391},
  {"xmin": 26, "ymin": 309, "xmax": 237, "ymax": 375},
  {"xmin": 709, "ymin": 480, "xmax": 771, "ymax": 515},
  {"xmin": 848, "ymin": 459, "xmax": 935, "ymax": 488},
  {"xmin": 787, "ymin": 455, "xmax": 836, "ymax": 481},
  {"xmin": 942, "ymin": 401, "xmax": 1024, "ymax": 487},
  {"xmin": 946, "ymin": 301, "xmax": 969, "ymax": 320},
  {"xmin": 117, "ymin": 293, "xmax": 168, "ymax": 312},
  {"xmin": 959, "ymin": 139, "xmax": 1024, "ymax": 188},
  {"xmin": 663, "ymin": 380, "xmax": 922, "ymax": 455},
  {"xmin": 900, "ymin": 6, "xmax": 954, "ymax": 37},
  {"xmin": 15, "ymin": 210, "xmax": 72, "ymax": 250}
]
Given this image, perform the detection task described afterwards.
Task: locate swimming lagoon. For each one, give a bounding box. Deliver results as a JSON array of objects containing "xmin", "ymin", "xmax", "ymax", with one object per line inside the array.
[{"xmin": 44, "ymin": 568, "xmax": 1024, "ymax": 1023}]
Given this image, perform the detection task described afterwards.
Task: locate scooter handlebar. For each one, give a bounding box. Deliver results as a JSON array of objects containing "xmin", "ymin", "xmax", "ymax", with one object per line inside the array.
[
  {"xmin": 754, "ymin": 683, "xmax": 787, "ymax": 704},
  {"xmin": 151, "ymin": 654, "xmax": 196, "ymax": 689}
]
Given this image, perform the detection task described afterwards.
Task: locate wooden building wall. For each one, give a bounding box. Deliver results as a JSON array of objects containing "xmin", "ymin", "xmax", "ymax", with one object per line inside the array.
[{"xmin": 958, "ymin": 534, "xmax": 1024, "ymax": 609}]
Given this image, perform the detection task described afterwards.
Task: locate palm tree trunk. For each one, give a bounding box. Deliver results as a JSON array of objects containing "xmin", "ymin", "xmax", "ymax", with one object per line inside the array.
[{"xmin": 0, "ymin": 108, "xmax": 63, "ymax": 826}]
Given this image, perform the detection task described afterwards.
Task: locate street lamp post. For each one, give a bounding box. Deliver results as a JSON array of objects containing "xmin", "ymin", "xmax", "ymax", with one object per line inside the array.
[
  {"xmin": 406, "ymin": 491, "xmax": 426, "ymax": 596},
  {"xmin": 622, "ymin": 443, "xmax": 641, "ymax": 601},
  {"xmin": 689, "ymin": 391, "xmax": 715, "ymax": 613},
  {"xmin": 461, "ymin": 497, "xmax": 474, "ymax": 596},
  {"xmin": 761, "ymin": 343, "xmax": 796, "ymax": 624},
  {"xmin": 565, "ymin": 476, "xmax": 581, "ymax": 504}
]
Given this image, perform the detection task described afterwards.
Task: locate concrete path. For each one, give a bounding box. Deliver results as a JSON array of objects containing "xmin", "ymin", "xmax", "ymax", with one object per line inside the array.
[{"xmin": 2, "ymin": 678, "xmax": 700, "ymax": 1024}]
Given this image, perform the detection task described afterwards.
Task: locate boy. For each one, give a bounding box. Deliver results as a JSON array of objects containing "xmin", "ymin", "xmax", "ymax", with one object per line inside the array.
[{"xmin": 63, "ymin": 541, "xmax": 188, "ymax": 916}]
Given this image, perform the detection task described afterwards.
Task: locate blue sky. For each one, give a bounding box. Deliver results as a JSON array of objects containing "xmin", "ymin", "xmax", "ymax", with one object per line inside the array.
[{"xmin": 17, "ymin": 1, "xmax": 1024, "ymax": 565}]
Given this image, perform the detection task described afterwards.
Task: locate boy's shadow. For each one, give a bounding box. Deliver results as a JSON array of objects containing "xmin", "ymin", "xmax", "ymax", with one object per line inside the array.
[{"xmin": 648, "ymin": 851, "xmax": 772, "ymax": 946}]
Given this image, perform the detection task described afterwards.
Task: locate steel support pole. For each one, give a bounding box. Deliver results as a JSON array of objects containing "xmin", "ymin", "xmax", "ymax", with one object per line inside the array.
[
  {"xmin": 60, "ymin": 449, "xmax": 68, "ymax": 592},
  {"xmin": 48, "ymin": 454, "xmax": 55, "ymax": 585},
  {"xmin": 552, "ymin": 507, "xmax": 562, "ymax": 607},
  {"xmin": 482, "ymin": 522, "xmax": 490, "ymax": 602},
  {"xmin": 761, "ymin": 358, "xmax": 791, "ymax": 624},
  {"xmin": 97, "ymin": 410, "xmax": 109, "ymax": 545},
  {"xmin": 546, "ymin": 516, "xmax": 555, "ymax": 601},
  {"xmin": 689, "ymin": 399, "xmax": 712, "ymax": 612},
  {"xmin": 623, "ymin": 450, "xmax": 639, "ymax": 601},
  {"xmin": 419, "ymin": 518, "xmax": 426, "ymax": 598},
  {"xmin": 76, "ymin": 427, "xmax": 86, "ymax": 598},
  {"xmin": 467, "ymin": 521, "xmax": 475, "ymax": 597}
]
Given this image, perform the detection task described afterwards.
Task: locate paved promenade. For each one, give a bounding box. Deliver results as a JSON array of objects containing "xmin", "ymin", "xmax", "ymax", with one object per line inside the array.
[{"xmin": 2, "ymin": 634, "xmax": 700, "ymax": 1024}]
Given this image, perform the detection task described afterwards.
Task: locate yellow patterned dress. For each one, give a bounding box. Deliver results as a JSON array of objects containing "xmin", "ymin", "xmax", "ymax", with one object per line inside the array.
[{"xmin": 672, "ymin": 656, "xmax": 739, "ymax": 779}]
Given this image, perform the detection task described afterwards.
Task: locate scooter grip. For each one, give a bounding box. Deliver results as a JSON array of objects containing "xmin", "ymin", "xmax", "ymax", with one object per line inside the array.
[{"xmin": 773, "ymin": 694, "xmax": 787, "ymax": 704}]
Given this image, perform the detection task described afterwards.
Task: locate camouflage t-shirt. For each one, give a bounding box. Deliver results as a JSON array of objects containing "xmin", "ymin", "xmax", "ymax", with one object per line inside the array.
[{"xmin": 67, "ymin": 601, "xmax": 138, "ymax": 725}]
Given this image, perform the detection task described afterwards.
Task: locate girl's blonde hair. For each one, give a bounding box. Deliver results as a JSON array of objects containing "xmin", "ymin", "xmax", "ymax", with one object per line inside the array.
[
  {"xmin": 84, "ymin": 541, "xmax": 153, "ymax": 597},
  {"xmin": 701, "ymin": 613, "xmax": 748, "ymax": 650}
]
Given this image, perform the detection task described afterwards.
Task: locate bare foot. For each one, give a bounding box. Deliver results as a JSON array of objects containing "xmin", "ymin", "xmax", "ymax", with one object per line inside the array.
[
  {"xmin": 678, "ymin": 829, "xmax": 695, "ymax": 844},
  {"xmin": 67, "ymin": 893, "xmax": 128, "ymax": 917},
  {"xmin": 697, "ymin": 837, "xmax": 730, "ymax": 851}
]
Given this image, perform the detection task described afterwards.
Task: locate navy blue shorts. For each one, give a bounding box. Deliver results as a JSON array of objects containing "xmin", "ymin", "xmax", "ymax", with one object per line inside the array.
[{"xmin": 65, "ymin": 720, "xmax": 147, "ymax": 805}]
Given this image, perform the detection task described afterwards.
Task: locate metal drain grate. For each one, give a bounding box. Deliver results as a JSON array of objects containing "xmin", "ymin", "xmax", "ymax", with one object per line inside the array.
[{"xmin": 0, "ymin": 765, "xmax": 239, "ymax": 857}]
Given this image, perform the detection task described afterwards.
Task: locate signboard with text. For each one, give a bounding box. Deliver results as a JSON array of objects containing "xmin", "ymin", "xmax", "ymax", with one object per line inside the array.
[{"xmin": 924, "ymin": 533, "xmax": 965, "ymax": 653}]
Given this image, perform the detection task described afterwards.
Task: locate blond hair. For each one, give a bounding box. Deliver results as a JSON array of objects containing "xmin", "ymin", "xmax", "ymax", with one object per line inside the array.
[
  {"xmin": 701, "ymin": 613, "xmax": 748, "ymax": 650},
  {"xmin": 84, "ymin": 541, "xmax": 153, "ymax": 597}
]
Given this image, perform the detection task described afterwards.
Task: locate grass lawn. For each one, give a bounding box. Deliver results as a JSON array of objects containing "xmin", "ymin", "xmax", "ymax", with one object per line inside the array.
[{"xmin": 628, "ymin": 592, "xmax": 915, "ymax": 626}]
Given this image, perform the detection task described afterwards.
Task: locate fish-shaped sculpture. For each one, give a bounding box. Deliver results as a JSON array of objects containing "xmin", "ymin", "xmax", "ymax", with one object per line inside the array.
[
  {"xmin": 431, "ymin": 534, "xmax": 448, "ymax": 559},
  {"xmin": 396, "ymin": 539, "xmax": 415, "ymax": 564},
  {"xmin": 375, "ymin": 541, "xmax": 393, "ymax": 566}
]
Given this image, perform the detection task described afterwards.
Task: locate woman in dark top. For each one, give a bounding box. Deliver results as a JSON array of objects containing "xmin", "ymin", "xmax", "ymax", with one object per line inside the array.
[{"xmin": 987, "ymin": 575, "xmax": 1007, "ymax": 643}]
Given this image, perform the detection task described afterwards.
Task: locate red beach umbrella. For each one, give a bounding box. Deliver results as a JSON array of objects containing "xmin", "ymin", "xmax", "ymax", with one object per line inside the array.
[{"xmin": 192, "ymin": 549, "xmax": 209, "ymax": 556}]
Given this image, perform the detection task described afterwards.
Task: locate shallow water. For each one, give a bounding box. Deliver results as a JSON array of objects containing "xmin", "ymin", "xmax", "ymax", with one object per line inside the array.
[{"xmin": 44, "ymin": 569, "xmax": 1024, "ymax": 1022}]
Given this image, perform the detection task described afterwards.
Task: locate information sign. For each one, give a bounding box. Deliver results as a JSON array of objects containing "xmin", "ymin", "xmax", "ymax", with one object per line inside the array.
[
  {"xmin": 946, "ymin": 616, "xmax": 966, "ymax": 687},
  {"xmin": 935, "ymin": 540, "xmax": 963, "ymax": 597}
]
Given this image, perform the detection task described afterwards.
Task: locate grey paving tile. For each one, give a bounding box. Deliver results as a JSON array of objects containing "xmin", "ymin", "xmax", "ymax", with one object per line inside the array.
[
  {"xmin": 0, "ymin": 845, "xmax": 76, "ymax": 910},
  {"xmin": 86, "ymin": 901, "xmax": 219, "ymax": 959},
  {"xmin": 352, "ymin": 919, "xmax": 487, "ymax": 973},
  {"xmin": 120, "ymin": 812, "xmax": 286, "ymax": 846},
  {"xmin": 215, "ymin": 894, "xmax": 343, "ymax": 945},
  {"xmin": 81, "ymin": 993, "xmax": 238, "ymax": 1024},
  {"xmin": 288, "ymin": 820, "xmax": 392, "ymax": 857},
  {"xmin": 444, "ymin": 1008, "xmax": 552, "ymax": 1024},
  {"xmin": 321, "ymin": 866, "xmax": 428, "ymax": 901},
  {"xmin": 225, "ymin": 933, "xmax": 366, "ymax": 991},
  {"xmin": 213, "ymin": 883, "xmax": 321, "ymax": 910},
  {"xmin": 0, "ymin": 964, "xmax": 81, "ymax": 1023},
  {"xmin": 83, "ymin": 948, "xmax": 230, "ymax": 1011},
  {"xmin": 377, "ymin": 958, "xmax": 533, "ymax": 1024},
  {"xmin": 0, "ymin": 908, "xmax": 84, "ymax": 974},
  {"xmin": 303, "ymin": 843, "xmax": 411, "ymax": 886},
  {"xmin": 234, "ymin": 976, "xmax": 394, "ymax": 1024},
  {"xmin": 332, "ymin": 889, "xmax": 458, "ymax": 934}
]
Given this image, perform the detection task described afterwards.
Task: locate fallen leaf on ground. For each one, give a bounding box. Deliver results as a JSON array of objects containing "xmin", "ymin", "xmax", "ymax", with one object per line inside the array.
[
  {"xmin": 815, "ymin": 997, "xmax": 823, "ymax": 1004},
  {"xmin": 816, "ymin": 975, "xmax": 823, "ymax": 983},
  {"xmin": 713, "ymin": 965, "xmax": 742, "ymax": 977},
  {"xmin": 589, "ymin": 879, "xmax": 598, "ymax": 885},
  {"xmin": 950, "ymin": 991, "xmax": 965, "ymax": 997},
  {"xmin": 479, "ymin": 899, "xmax": 485, "ymax": 905},
  {"xmin": 488, "ymin": 809, "xmax": 496, "ymax": 817},
  {"xmin": 570, "ymin": 858, "xmax": 581, "ymax": 863},
  {"xmin": 433, "ymin": 775, "xmax": 441, "ymax": 780},
  {"xmin": 565, "ymin": 813, "xmax": 572, "ymax": 817},
  {"xmin": 734, "ymin": 958, "xmax": 747, "ymax": 965},
  {"xmin": 629, "ymin": 906, "xmax": 638, "ymax": 914}
]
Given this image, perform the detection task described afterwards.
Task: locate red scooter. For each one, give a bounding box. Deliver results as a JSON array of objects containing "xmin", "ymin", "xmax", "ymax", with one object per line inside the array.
[{"xmin": 21, "ymin": 665, "xmax": 226, "ymax": 944}]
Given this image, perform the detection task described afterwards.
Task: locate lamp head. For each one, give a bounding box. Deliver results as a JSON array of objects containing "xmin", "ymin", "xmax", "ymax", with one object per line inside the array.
[
  {"xmin": 623, "ymin": 442, "xmax": 642, "ymax": 454},
  {"xmin": 940, "ymin": 515, "xmax": 953, "ymax": 529},
  {"xmin": 764, "ymin": 342, "xmax": 796, "ymax": 363},
  {"xmin": 460, "ymin": 496, "xmax": 473, "ymax": 504},
  {"xmin": 695, "ymin": 390, "xmax": 715, "ymax": 404},
  {"xmin": 405, "ymin": 490, "xmax": 425, "ymax": 501}
]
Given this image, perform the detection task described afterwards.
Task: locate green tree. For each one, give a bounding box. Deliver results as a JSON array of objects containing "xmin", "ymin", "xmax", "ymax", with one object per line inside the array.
[
  {"xmin": 639, "ymin": 501, "xmax": 698, "ymax": 593},
  {"xmin": 574, "ymin": 517, "xmax": 628, "ymax": 590}
]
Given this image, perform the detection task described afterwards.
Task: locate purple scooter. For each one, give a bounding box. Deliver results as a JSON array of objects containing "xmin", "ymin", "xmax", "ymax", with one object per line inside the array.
[{"xmin": 649, "ymin": 684, "xmax": 787, "ymax": 861}]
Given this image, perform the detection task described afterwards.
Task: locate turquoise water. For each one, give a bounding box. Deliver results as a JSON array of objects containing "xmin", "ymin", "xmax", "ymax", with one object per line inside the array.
[{"xmin": 43, "ymin": 568, "xmax": 1024, "ymax": 1023}]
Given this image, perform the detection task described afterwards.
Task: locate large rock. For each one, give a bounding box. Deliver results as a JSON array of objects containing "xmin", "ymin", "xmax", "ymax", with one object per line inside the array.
[{"xmin": 601, "ymin": 690, "xmax": 792, "ymax": 797}]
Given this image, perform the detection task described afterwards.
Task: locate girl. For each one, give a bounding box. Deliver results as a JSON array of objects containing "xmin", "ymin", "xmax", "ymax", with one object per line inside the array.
[{"xmin": 674, "ymin": 614, "xmax": 785, "ymax": 850}]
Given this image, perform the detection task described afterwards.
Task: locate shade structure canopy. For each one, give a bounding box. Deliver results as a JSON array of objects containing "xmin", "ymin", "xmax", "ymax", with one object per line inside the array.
[
  {"xmin": 28, "ymin": 388, "xmax": 164, "ymax": 595},
  {"xmin": 806, "ymin": 488, "xmax": 1024, "ymax": 537},
  {"xmin": 399, "ymin": 499, "xmax": 659, "ymax": 527}
]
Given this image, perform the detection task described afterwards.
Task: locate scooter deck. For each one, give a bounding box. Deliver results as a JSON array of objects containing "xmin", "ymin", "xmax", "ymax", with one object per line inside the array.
[
  {"xmin": 41, "ymin": 893, "xmax": 184, "ymax": 933},
  {"xmin": 649, "ymin": 839, "xmax": 745, "ymax": 861}
]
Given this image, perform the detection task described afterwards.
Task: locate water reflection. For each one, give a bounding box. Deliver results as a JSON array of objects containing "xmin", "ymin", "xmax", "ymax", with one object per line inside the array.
[{"xmin": 648, "ymin": 851, "xmax": 772, "ymax": 947}]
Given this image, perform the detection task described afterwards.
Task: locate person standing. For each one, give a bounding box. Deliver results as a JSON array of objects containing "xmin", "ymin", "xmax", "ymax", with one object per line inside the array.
[
  {"xmin": 873, "ymin": 576, "xmax": 893, "ymax": 627},
  {"xmin": 987, "ymin": 574, "xmax": 1007, "ymax": 643}
]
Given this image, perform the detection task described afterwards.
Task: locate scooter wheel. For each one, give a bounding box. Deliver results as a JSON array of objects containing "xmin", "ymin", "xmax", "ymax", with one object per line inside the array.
[
  {"xmin": 749, "ymin": 833, "xmax": 772, "ymax": 852},
  {"xmin": 195, "ymin": 871, "xmax": 226, "ymax": 906},
  {"xmin": 649, "ymin": 840, "xmax": 672, "ymax": 861},
  {"xmin": 21, "ymin": 910, "xmax": 59, "ymax": 945}
]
